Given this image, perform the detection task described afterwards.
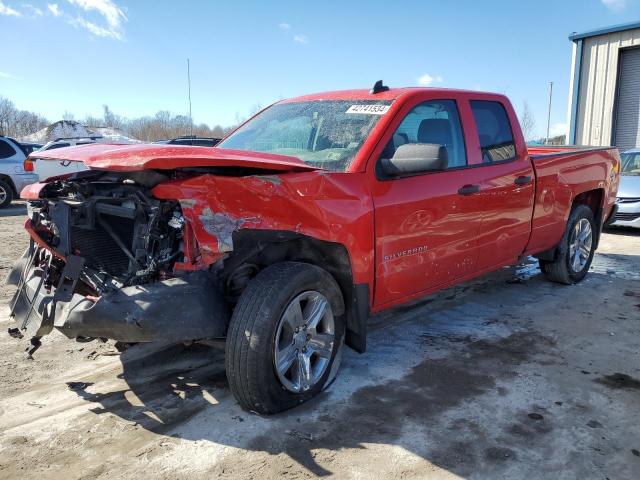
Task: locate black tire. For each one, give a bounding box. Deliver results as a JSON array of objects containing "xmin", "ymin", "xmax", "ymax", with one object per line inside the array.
[
  {"xmin": 225, "ymin": 262, "xmax": 345, "ymax": 414},
  {"xmin": 540, "ymin": 204, "xmax": 596, "ymax": 285},
  {"xmin": 0, "ymin": 179, "xmax": 13, "ymax": 209}
]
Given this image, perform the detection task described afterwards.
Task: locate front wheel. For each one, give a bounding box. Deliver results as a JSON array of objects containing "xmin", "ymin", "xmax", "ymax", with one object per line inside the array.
[
  {"xmin": 225, "ymin": 262, "xmax": 345, "ymax": 414},
  {"xmin": 540, "ymin": 204, "xmax": 596, "ymax": 284}
]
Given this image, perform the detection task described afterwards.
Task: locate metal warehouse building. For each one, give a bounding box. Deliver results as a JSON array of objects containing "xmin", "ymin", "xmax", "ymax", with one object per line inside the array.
[{"xmin": 567, "ymin": 21, "xmax": 640, "ymax": 150}]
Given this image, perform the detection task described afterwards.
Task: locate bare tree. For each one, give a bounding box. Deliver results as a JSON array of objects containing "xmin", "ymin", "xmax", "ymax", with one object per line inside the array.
[
  {"xmin": 0, "ymin": 95, "xmax": 247, "ymax": 142},
  {"xmin": 0, "ymin": 96, "xmax": 49, "ymax": 138},
  {"xmin": 83, "ymin": 114, "xmax": 103, "ymax": 127},
  {"xmin": 518, "ymin": 102, "xmax": 536, "ymax": 141},
  {"xmin": 249, "ymin": 103, "xmax": 263, "ymax": 116},
  {"xmin": 211, "ymin": 125, "xmax": 225, "ymax": 138},
  {"xmin": 0, "ymin": 97, "xmax": 15, "ymax": 135},
  {"xmin": 103, "ymin": 105, "xmax": 123, "ymax": 129},
  {"xmin": 12, "ymin": 110, "xmax": 49, "ymax": 137}
]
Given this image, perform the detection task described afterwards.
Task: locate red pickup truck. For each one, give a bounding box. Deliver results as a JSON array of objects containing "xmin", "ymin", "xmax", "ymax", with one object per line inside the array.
[{"xmin": 7, "ymin": 83, "xmax": 620, "ymax": 413}]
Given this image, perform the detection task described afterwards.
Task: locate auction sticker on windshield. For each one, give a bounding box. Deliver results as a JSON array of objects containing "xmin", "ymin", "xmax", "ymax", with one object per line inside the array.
[{"xmin": 346, "ymin": 104, "xmax": 391, "ymax": 115}]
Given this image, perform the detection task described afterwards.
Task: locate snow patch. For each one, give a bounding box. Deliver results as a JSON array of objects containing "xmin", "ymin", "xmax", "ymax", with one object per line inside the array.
[{"xmin": 19, "ymin": 120, "xmax": 141, "ymax": 144}]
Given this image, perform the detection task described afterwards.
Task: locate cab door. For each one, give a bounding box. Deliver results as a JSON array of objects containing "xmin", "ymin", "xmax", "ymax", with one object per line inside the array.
[
  {"xmin": 370, "ymin": 97, "xmax": 486, "ymax": 308},
  {"xmin": 467, "ymin": 100, "xmax": 534, "ymax": 270}
]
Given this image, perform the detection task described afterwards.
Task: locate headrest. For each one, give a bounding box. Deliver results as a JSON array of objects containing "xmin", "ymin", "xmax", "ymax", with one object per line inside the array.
[{"xmin": 417, "ymin": 119, "xmax": 452, "ymax": 146}]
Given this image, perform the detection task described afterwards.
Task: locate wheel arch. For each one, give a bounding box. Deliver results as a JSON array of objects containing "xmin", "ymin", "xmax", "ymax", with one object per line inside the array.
[
  {"xmin": 572, "ymin": 188, "xmax": 604, "ymax": 249},
  {"xmin": 535, "ymin": 189, "xmax": 603, "ymax": 262},
  {"xmin": 221, "ymin": 229, "xmax": 369, "ymax": 353},
  {"xmin": 0, "ymin": 174, "xmax": 17, "ymax": 195}
]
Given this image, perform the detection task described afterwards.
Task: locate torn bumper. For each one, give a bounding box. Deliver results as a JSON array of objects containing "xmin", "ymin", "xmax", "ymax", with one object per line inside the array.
[{"xmin": 7, "ymin": 253, "xmax": 230, "ymax": 342}]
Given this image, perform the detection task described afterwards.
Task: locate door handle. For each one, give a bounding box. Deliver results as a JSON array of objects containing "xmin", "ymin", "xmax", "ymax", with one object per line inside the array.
[
  {"xmin": 514, "ymin": 175, "xmax": 532, "ymax": 186},
  {"xmin": 458, "ymin": 184, "xmax": 480, "ymax": 196}
]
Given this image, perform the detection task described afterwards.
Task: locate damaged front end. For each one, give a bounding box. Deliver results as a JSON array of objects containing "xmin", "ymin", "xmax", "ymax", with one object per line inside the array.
[{"xmin": 7, "ymin": 170, "xmax": 229, "ymax": 354}]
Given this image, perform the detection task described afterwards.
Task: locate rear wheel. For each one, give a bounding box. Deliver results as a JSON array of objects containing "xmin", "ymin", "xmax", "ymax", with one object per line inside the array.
[
  {"xmin": 0, "ymin": 179, "xmax": 13, "ymax": 209},
  {"xmin": 225, "ymin": 262, "xmax": 345, "ymax": 414},
  {"xmin": 540, "ymin": 204, "xmax": 596, "ymax": 284}
]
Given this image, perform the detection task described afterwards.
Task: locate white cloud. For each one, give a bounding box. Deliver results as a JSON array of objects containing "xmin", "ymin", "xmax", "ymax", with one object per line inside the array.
[
  {"xmin": 279, "ymin": 23, "xmax": 309, "ymax": 45},
  {"xmin": 66, "ymin": 0, "xmax": 127, "ymax": 40},
  {"xmin": 0, "ymin": 71, "xmax": 16, "ymax": 78},
  {"xmin": 0, "ymin": 1, "xmax": 21, "ymax": 16},
  {"xmin": 71, "ymin": 15, "xmax": 117, "ymax": 38},
  {"xmin": 22, "ymin": 3, "xmax": 43, "ymax": 15},
  {"xmin": 47, "ymin": 3, "xmax": 61, "ymax": 16},
  {"xmin": 549, "ymin": 122, "xmax": 568, "ymax": 137},
  {"xmin": 601, "ymin": 0, "xmax": 627, "ymax": 11},
  {"xmin": 417, "ymin": 73, "xmax": 444, "ymax": 86}
]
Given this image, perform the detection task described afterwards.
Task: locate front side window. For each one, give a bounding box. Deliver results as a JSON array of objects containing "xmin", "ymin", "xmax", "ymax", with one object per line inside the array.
[
  {"xmin": 380, "ymin": 100, "xmax": 467, "ymax": 169},
  {"xmin": 0, "ymin": 140, "xmax": 17, "ymax": 159},
  {"xmin": 470, "ymin": 100, "xmax": 516, "ymax": 162},
  {"xmin": 218, "ymin": 100, "xmax": 392, "ymax": 172}
]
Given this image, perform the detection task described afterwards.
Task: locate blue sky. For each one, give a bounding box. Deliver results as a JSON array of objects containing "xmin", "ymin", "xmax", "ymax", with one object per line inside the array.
[{"xmin": 0, "ymin": 0, "xmax": 639, "ymax": 138}]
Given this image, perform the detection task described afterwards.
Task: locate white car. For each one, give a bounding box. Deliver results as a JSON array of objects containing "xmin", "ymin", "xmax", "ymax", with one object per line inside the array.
[
  {"xmin": 610, "ymin": 148, "xmax": 640, "ymax": 228},
  {"xmin": 32, "ymin": 136, "xmax": 99, "ymax": 180},
  {"xmin": 0, "ymin": 136, "xmax": 39, "ymax": 208}
]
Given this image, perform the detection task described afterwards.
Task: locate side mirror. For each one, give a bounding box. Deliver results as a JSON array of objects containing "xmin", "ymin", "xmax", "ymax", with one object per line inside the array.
[{"xmin": 380, "ymin": 143, "xmax": 448, "ymax": 177}]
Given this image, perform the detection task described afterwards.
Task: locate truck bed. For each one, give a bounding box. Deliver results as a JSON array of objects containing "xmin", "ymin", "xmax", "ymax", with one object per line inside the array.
[
  {"xmin": 527, "ymin": 145, "xmax": 615, "ymax": 158},
  {"xmin": 524, "ymin": 145, "xmax": 620, "ymax": 257}
]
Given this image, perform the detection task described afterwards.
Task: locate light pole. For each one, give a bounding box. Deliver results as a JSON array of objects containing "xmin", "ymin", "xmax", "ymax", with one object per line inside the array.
[
  {"xmin": 546, "ymin": 81, "xmax": 553, "ymax": 145},
  {"xmin": 187, "ymin": 58, "xmax": 193, "ymax": 137}
]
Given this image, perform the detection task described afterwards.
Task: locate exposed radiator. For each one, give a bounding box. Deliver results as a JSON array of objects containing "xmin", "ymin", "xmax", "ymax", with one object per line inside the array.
[{"xmin": 70, "ymin": 216, "xmax": 135, "ymax": 277}]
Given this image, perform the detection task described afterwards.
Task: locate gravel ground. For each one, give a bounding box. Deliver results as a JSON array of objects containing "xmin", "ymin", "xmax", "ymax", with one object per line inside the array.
[{"xmin": 0, "ymin": 200, "xmax": 639, "ymax": 480}]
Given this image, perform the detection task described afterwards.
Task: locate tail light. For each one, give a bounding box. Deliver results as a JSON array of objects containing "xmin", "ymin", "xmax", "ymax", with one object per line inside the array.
[{"xmin": 23, "ymin": 158, "xmax": 35, "ymax": 172}]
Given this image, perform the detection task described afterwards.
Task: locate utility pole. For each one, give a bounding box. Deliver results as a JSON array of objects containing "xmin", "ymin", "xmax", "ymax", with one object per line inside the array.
[
  {"xmin": 187, "ymin": 58, "xmax": 193, "ymax": 137},
  {"xmin": 545, "ymin": 81, "xmax": 553, "ymax": 145}
]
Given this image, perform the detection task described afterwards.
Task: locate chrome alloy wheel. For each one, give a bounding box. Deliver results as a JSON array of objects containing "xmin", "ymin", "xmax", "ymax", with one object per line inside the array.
[
  {"xmin": 568, "ymin": 218, "xmax": 592, "ymax": 272},
  {"xmin": 0, "ymin": 185, "xmax": 6, "ymax": 204},
  {"xmin": 273, "ymin": 291, "xmax": 335, "ymax": 393}
]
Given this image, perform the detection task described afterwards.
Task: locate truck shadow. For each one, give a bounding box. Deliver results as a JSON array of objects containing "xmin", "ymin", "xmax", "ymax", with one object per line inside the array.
[
  {"xmin": 67, "ymin": 326, "xmax": 557, "ymax": 477},
  {"xmin": 64, "ymin": 261, "xmax": 638, "ymax": 477},
  {"xmin": 69, "ymin": 342, "xmax": 230, "ymax": 434},
  {"xmin": 603, "ymin": 226, "xmax": 640, "ymax": 237},
  {"xmin": 0, "ymin": 203, "xmax": 27, "ymax": 218}
]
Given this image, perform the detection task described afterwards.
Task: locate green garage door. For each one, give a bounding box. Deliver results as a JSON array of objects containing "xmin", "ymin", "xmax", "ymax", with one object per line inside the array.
[{"xmin": 614, "ymin": 47, "xmax": 640, "ymax": 151}]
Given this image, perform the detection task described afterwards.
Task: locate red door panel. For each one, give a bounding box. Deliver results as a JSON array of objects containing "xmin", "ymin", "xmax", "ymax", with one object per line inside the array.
[
  {"xmin": 371, "ymin": 168, "xmax": 487, "ymax": 308},
  {"xmin": 475, "ymin": 160, "xmax": 534, "ymax": 269},
  {"xmin": 466, "ymin": 99, "xmax": 535, "ymax": 269}
]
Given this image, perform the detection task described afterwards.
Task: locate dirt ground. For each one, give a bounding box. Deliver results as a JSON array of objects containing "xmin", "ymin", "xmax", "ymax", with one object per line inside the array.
[{"xmin": 0, "ymin": 201, "xmax": 639, "ymax": 480}]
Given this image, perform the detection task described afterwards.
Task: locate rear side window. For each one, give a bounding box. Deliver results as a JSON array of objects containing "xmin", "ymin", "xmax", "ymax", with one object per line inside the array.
[
  {"xmin": 0, "ymin": 140, "xmax": 17, "ymax": 159},
  {"xmin": 470, "ymin": 100, "xmax": 516, "ymax": 162}
]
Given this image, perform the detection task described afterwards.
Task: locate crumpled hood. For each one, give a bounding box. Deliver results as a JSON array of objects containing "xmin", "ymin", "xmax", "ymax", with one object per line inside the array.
[{"xmin": 30, "ymin": 143, "xmax": 318, "ymax": 172}]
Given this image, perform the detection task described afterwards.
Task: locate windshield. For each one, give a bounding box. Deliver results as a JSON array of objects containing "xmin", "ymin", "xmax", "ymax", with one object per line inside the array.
[
  {"xmin": 218, "ymin": 100, "xmax": 392, "ymax": 171},
  {"xmin": 621, "ymin": 152, "xmax": 640, "ymax": 175}
]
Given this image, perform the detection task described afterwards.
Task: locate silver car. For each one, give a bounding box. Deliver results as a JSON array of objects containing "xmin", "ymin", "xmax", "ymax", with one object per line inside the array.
[
  {"xmin": 611, "ymin": 148, "xmax": 640, "ymax": 228},
  {"xmin": 0, "ymin": 136, "xmax": 39, "ymax": 209}
]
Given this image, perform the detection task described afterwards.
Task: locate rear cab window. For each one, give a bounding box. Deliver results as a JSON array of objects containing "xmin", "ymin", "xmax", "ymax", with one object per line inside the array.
[{"xmin": 470, "ymin": 100, "xmax": 516, "ymax": 163}]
